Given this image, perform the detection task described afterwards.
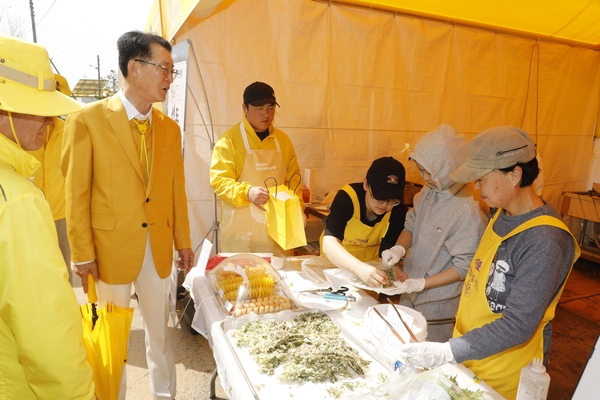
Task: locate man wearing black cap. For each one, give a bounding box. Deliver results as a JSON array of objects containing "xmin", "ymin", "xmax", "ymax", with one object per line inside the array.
[
  {"xmin": 210, "ymin": 81, "xmax": 303, "ymax": 254},
  {"xmin": 320, "ymin": 157, "xmax": 408, "ymax": 287}
]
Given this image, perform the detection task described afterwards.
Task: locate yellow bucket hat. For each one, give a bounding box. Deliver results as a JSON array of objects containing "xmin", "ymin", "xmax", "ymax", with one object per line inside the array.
[{"xmin": 0, "ymin": 34, "xmax": 83, "ymax": 116}]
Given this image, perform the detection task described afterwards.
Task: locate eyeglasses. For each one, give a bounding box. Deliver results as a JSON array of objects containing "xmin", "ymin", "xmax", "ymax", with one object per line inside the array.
[
  {"xmin": 368, "ymin": 186, "xmax": 401, "ymax": 207},
  {"xmin": 135, "ymin": 59, "xmax": 179, "ymax": 78}
]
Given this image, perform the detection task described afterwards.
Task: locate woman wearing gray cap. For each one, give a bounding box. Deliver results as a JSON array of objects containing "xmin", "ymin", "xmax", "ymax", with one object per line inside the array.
[{"xmin": 399, "ymin": 126, "xmax": 580, "ymax": 399}]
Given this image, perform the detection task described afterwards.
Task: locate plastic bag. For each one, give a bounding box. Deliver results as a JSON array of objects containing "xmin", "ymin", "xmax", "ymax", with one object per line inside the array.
[{"xmin": 347, "ymin": 366, "xmax": 479, "ymax": 400}]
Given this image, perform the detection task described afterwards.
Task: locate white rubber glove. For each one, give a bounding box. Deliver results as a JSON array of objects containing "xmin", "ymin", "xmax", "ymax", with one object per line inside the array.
[
  {"xmin": 400, "ymin": 342, "xmax": 455, "ymax": 369},
  {"xmin": 381, "ymin": 245, "xmax": 406, "ymax": 266},
  {"xmin": 393, "ymin": 278, "xmax": 426, "ymax": 293}
]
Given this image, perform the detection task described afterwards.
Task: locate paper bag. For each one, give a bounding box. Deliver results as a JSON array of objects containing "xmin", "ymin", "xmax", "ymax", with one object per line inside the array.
[{"xmin": 264, "ymin": 184, "xmax": 307, "ymax": 250}]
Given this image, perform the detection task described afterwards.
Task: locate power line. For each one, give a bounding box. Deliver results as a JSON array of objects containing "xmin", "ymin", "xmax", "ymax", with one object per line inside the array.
[{"xmin": 36, "ymin": 0, "xmax": 57, "ymax": 24}]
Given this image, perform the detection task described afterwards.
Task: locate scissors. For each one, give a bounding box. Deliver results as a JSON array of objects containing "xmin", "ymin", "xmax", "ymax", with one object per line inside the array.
[
  {"xmin": 299, "ymin": 286, "xmax": 355, "ymax": 301},
  {"xmin": 300, "ymin": 286, "xmax": 348, "ymax": 295}
]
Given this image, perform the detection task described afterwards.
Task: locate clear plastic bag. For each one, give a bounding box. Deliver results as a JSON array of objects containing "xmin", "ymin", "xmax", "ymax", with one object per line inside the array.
[
  {"xmin": 347, "ymin": 366, "xmax": 483, "ymax": 400},
  {"xmin": 206, "ymin": 253, "xmax": 301, "ymax": 318}
]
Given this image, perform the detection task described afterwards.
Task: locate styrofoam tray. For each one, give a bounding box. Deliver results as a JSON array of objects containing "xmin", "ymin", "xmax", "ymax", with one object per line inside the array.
[{"xmin": 221, "ymin": 310, "xmax": 393, "ymax": 399}]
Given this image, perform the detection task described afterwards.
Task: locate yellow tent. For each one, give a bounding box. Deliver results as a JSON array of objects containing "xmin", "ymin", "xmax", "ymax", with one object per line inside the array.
[{"xmin": 146, "ymin": 0, "xmax": 600, "ymax": 249}]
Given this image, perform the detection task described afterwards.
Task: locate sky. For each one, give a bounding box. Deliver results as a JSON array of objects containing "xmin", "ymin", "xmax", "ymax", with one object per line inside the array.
[{"xmin": 0, "ymin": 0, "xmax": 153, "ymax": 91}]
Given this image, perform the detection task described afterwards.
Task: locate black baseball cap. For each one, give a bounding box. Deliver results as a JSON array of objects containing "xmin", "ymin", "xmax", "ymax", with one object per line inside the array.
[
  {"xmin": 243, "ymin": 81, "xmax": 280, "ymax": 107},
  {"xmin": 366, "ymin": 157, "xmax": 405, "ymax": 200}
]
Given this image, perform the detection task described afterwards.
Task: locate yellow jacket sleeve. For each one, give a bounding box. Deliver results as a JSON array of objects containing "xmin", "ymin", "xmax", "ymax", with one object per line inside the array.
[
  {"xmin": 210, "ymin": 118, "xmax": 304, "ymax": 207},
  {"xmin": 209, "ymin": 121, "xmax": 252, "ymax": 207},
  {"xmin": 62, "ymin": 111, "xmax": 96, "ymax": 263}
]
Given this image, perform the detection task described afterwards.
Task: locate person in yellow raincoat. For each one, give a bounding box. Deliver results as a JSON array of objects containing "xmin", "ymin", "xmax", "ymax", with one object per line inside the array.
[
  {"xmin": 0, "ymin": 34, "xmax": 95, "ymax": 399},
  {"xmin": 210, "ymin": 82, "xmax": 304, "ymax": 255},
  {"xmin": 321, "ymin": 157, "xmax": 408, "ymax": 287},
  {"xmin": 400, "ymin": 126, "xmax": 580, "ymax": 399},
  {"xmin": 27, "ymin": 75, "xmax": 73, "ymax": 282}
]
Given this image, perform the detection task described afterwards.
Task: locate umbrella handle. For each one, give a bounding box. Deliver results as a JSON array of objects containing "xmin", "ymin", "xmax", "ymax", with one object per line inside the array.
[{"xmin": 87, "ymin": 274, "xmax": 98, "ymax": 304}]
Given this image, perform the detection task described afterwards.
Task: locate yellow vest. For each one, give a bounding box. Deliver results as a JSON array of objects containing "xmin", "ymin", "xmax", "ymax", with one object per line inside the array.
[
  {"xmin": 321, "ymin": 184, "xmax": 391, "ymax": 262},
  {"xmin": 453, "ymin": 211, "xmax": 580, "ymax": 399}
]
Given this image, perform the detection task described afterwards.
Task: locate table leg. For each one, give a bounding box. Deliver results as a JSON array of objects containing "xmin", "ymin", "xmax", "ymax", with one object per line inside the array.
[{"xmin": 209, "ymin": 367, "xmax": 218, "ymax": 399}]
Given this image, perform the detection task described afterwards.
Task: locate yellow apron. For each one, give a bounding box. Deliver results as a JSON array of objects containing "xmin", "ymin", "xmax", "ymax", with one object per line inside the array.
[
  {"xmin": 321, "ymin": 184, "xmax": 391, "ymax": 262},
  {"xmin": 220, "ymin": 121, "xmax": 289, "ymax": 255},
  {"xmin": 453, "ymin": 211, "xmax": 580, "ymax": 399}
]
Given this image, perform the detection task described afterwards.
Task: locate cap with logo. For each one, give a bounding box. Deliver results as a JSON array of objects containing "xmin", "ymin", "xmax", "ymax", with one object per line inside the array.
[
  {"xmin": 243, "ymin": 81, "xmax": 280, "ymax": 107},
  {"xmin": 449, "ymin": 126, "xmax": 536, "ymax": 183},
  {"xmin": 366, "ymin": 156, "xmax": 406, "ymax": 200},
  {"xmin": 0, "ymin": 34, "xmax": 82, "ymax": 116}
]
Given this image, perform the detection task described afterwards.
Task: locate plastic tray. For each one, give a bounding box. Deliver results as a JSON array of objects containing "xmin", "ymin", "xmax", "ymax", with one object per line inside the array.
[
  {"xmin": 205, "ymin": 253, "xmax": 302, "ymax": 318},
  {"xmin": 221, "ymin": 310, "xmax": 393, "ymax": 399}
]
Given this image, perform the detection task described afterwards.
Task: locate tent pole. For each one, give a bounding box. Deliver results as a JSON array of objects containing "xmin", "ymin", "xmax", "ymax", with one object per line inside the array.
[{"xmin": 185, "ymin": 39, "xmax": 220, "ymax": 254}]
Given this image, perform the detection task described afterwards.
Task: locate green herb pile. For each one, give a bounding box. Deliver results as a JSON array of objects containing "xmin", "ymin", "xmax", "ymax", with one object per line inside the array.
[
  {"xmin": 231, "ymin": 311, "xmax": 371, "ymax": 383},
  {"xmin": 383, "ymin": 268, "xmax": 396, "ymax": 288}
]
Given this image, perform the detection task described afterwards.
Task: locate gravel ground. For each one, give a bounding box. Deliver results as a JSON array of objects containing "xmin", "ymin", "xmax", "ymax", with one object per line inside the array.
[{"xmin": 72, "ymin": 276, "xmax": 228, "ymax": 400}]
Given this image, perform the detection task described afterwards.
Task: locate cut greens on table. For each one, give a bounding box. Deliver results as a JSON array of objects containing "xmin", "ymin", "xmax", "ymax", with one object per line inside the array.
[{"xmin": 231, "ymin": 311, "xmax": 372, "ymax": 383}]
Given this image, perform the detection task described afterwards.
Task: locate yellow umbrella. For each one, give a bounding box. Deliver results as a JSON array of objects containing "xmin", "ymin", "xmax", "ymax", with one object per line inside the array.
[{"xmin": 81, "ymin": 275, "xmax": 134, "ymax": 400}]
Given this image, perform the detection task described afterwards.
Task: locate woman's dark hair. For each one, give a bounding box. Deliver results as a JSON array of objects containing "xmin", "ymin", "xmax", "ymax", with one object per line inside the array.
[
  {"xmin": 117, "ymin": 31, "xmax": 172, "ymax": 78},
  {"xmin": 498, "ymin": 156, "xmax": 539, "ymax": 188}
]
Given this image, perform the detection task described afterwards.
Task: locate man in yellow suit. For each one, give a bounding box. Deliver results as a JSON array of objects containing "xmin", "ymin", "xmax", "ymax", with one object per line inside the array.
[{"xmin": 62, "ymin": 31, "xmax": 194, "ymax": 399}]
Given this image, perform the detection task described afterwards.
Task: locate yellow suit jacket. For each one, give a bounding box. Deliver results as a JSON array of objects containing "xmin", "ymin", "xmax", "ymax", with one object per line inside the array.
[{"xmin": 62, "ymin": 95, "xmax": 191, "ymax": 284}]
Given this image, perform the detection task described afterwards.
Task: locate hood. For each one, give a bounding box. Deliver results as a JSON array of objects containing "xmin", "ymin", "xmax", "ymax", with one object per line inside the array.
[
  {"xmin": 0, "ymin": 133, "xmax": 41, "ymax": 179},
  {"xmin": 409, "ymin": 124, "xmax": 467, "ymax": 193}
]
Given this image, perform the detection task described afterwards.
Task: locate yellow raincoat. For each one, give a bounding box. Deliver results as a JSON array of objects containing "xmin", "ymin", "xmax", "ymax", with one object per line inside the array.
[
  {"xmin": 27, "ymin": 117, "xmax": 66, "ymax": 220},
  {"xmin": 0, "ymin": 134, "xmax": 95, "ymax": 399},
  {"xmin": 210, "ymin": 117, "xmax": 303, "ymax": 207},
  {"xmin": 210, "ymin": 117, "xmax": 304, "ymax": 252}
]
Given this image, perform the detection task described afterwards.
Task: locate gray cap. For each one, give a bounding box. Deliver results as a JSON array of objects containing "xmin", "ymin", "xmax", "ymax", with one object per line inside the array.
[{"xmin": 450, "ymin": 126, "xmax": 536, "ymax": 183}]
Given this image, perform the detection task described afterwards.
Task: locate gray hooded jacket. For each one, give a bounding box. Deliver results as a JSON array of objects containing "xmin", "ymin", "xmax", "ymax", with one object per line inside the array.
[{"xmin": 402, "ymin": 125, "xmax": 488, "ymax": 309}]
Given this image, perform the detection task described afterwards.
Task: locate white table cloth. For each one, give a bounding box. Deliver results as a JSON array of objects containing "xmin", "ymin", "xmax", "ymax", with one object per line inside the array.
[{"xmin": 184, "ymin": 264, "xmax": 505, "ymax": 399}]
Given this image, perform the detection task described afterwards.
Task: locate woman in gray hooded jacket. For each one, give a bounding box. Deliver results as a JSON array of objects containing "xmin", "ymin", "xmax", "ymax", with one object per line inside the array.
[{"xmin": 382, "ymin": 124, "xmax": 488, "ymax": 342}]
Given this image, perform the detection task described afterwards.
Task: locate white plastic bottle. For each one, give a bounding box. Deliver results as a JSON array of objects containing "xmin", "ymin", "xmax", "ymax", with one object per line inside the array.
[{"xmin": 516, "ymin": 358, "xmax": 551, "ymax": 400}]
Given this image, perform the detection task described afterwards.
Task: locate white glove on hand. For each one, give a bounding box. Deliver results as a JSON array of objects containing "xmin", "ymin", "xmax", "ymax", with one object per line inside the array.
[
  {"xmin": 393, "ymin": 278, "xmax": 426, "ymax": 293},
  {"xmin": 400, "ymin": 342, "xmax": 455, "ymax": 369},
  {"xmin": 381, "ymin": 245, "xmax": 406, "ymax": 266}
]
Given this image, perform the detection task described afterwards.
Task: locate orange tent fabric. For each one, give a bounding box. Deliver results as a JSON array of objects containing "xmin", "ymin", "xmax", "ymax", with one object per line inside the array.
[{"xmin": 146, "ymin": 0, "xmax": 600, "ymax": 247}]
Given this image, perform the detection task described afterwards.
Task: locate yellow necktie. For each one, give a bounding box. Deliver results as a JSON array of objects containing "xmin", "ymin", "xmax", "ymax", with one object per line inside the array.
[{"xmin": 133, "ymin": 118, "xmax": 150, "ymax": 178}]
